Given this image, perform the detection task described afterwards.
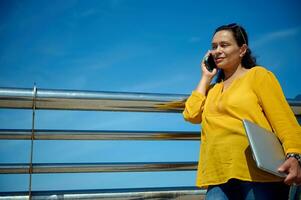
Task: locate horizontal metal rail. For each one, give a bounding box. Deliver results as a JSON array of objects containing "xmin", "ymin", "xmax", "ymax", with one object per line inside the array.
[
  {"xmin": 0, "ymin": 162, "xmax": 198, "ymax": 174},
  {"xmin": 1, "ymin": 87, "xmax": 300, "ymax": 114},
  {"xmin": 0, "ymin": 87, "xmax": 187, "ymax": 113},
  {"xmin": 0, "ymin": 129, "xmax": 200, "ymax": 140},
  {"xmin": 0, "ymin": 187, "xmax": 207, "ymax": 200}
]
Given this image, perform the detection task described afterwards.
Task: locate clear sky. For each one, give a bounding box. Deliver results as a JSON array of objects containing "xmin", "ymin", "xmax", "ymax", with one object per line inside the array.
[{"xmin": 0, "ymin": 0, "xmax": 300, "ymax": 192}]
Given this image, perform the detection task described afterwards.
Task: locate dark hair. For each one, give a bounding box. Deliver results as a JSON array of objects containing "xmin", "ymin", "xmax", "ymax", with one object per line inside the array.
[{"xmin": 213, "ymin": 23, "xmax": 257, "ymax": 82}]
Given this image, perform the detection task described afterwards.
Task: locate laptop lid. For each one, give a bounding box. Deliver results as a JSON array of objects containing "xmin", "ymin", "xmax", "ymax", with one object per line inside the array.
[{"xmin": 242, "ymin": 119, "xmax": 286, "ymax": 178}]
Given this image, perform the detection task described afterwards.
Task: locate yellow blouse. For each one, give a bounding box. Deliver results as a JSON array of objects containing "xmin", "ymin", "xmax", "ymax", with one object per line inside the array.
[{"xmin": 183, "ymin": 66, "xmax": 301, "ymax": 188}]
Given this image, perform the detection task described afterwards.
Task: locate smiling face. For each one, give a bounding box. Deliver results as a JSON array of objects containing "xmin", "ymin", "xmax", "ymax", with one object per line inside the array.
[{"xmin": 211, "ymin": 30, "xmax": 246, "ymax": 71}]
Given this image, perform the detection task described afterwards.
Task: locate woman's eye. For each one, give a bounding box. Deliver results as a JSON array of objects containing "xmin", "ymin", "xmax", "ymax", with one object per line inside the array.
[{"xmin": 221, "ymin": 43, "xmax": 229, "ymax": 48}]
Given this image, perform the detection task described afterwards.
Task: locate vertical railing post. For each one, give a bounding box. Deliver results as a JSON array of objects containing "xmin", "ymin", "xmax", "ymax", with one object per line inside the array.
[{"xmin": 28, "ymin": 84, "xmax": 37, "ymax": 200}]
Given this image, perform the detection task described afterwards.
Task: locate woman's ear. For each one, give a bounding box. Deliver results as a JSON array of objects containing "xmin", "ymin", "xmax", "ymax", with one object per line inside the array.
[{"xmin": 240, "ymin": 44, "xmax": 248, "ymax": 57}]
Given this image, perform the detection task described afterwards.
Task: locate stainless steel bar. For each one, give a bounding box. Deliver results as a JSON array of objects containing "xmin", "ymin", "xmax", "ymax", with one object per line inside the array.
[
  {"xmin": 0, "ymin": 162, "xmax": 198, "ymax": 174},
  {"xmin": 0, "ymin": 87, "xmax": 187, "ymax": 113},
  {"xmin": 0, "ymin": 129, "xmax": 200, "ymax": 140},
  {"xmin": 0, "ymin": 187, "xmax": 207, "ymax": 200},
  {"xmin": 1, "ymin": 87, "xmax": 300, "ymax": 114},
  {"xmin": 28, "ymin": 85, "xmax": 37, "ymax": 200}
]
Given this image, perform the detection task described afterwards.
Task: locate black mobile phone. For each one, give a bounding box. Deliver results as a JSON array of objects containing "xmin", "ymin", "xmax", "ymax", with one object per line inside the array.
[{"xmin": 204, "ymin": 54, "xmax": 217, "ymax": 72}]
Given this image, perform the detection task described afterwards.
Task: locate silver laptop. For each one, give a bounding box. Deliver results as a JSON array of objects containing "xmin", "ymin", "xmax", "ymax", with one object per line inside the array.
[{"xmin": 242, "ymin": 119, "xmax": 287, "ymax": 177}]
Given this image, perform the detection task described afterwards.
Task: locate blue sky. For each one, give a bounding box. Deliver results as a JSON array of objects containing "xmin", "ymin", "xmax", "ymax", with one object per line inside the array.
[{"xmin": 0, "ymin": 0, "xmax": 301, "ymax": 192}]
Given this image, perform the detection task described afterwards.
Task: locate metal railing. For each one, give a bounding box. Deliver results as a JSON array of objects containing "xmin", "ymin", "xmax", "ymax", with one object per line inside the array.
[
  {"xmin": 1, "ymin": 87, "xmax": 300, "ymax": 114},
  {"xmin": 0, "ymin": 187, "xmax": 207, "ymax": 200},
  {"xmin": 0, "ymin": 86, "xmax": 300, "ymax": 200}
]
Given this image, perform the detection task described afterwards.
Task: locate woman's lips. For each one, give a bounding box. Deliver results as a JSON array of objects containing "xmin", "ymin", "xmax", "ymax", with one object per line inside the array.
[{"xmin": 215, "ymin": 57, "xmax": 224, "ymax": 63}]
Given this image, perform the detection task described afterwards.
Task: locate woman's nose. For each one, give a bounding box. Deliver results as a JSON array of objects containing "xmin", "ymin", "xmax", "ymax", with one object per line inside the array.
[
  {"xmin": 213, "ymin": 47, "xmax": 222, "ymax": 56},
  {"xmin": 211, "ymin": 49, "xmax": 219, "ymax": 57}
]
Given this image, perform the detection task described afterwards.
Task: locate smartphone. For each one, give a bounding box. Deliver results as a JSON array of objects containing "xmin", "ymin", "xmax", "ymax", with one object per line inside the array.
[{"xmin": 204, "ymin": 54, "xmax": 217, "ymax": 72}]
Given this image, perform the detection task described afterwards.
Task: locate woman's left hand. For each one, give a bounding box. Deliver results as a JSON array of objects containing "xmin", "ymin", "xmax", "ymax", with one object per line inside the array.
[{"xmin": 278, "ymin": 157, "xmax": 301, "ymax": 185}]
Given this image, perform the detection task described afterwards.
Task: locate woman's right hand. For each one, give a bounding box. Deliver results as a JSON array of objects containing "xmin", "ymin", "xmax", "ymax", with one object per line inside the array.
[{"xmin": 195, "ymin": 51, "xmax": 218, "ymax": 95}]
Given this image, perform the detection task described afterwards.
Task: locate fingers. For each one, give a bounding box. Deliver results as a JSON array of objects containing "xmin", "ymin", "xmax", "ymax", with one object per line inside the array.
[
  {"xmin": 211, "ymin": 68, "xmax": 218, "ymax": 74},
  {"xmin": 278, "ymin": 160, "xmax": 290, "ymax": 173},
  {"xmin": 284, "ymin": 170, "xmax": 301, "ymax": 185},
  {"xmin": 200, "ymin": 50, "xmax": 218, "ymax": 81},
  {"xmin": 284, "ymin": 171, "xmax": 298, "ymax": 185},
  {"xmin": 279, "ymin": 158, "xmax": 301, "ymax": 185},
  {"xmin": 201, "ymin": 51, "xmax": 210, "ymax": 66},
  {"xmin": 201, "ymin": 51, "xmax": 214, "ymax": 71}
]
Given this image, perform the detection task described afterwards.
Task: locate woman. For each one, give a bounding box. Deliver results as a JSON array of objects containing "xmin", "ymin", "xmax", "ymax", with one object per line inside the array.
[{"xmin": 183, "ymin": 23, "xmax": 301, "ymax": 199}]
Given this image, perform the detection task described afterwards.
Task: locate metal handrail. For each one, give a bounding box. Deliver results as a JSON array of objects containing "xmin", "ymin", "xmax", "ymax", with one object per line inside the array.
[
  {"xmin": 0, "ymin": 87, "xmax": 187, "ymax": 112},
  {"xmin": 0, "ymin": 129, "xmax": 199, "ymax": 140},
  {"xmin": 1, "ymin": 87, "xmax": 300, "ymax": 114},
  {"xmin": 0, "ymin": 187, "xmax": 207, "ymax": 200},
  {"xmin": 0, "ymin": 162, "xmax": 198, "ymax": 174}
]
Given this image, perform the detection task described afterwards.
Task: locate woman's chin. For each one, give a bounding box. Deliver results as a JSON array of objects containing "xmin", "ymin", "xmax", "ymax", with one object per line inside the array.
[{"xmin": 216, "ymin": 63, "xmax": 224, "ymax": 69}]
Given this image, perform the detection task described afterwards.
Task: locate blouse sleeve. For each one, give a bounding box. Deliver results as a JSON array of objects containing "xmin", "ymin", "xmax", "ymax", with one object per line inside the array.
[
  {"xmin": 182, "ymin": 91, "xmax": 206, "ymax": 124},
  {"xmin": 254, "ymin": 68, "xmax": 301, "ymax": 154}
]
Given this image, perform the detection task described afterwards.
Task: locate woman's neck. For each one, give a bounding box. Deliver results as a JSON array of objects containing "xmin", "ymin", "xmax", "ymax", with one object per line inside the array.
[{"xmin": 223, "ymin": 64, "xmax": 245, "ymax": 82}]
